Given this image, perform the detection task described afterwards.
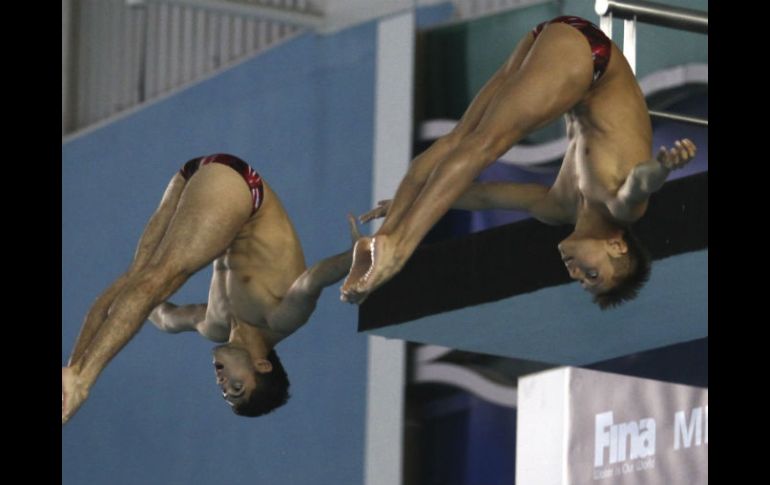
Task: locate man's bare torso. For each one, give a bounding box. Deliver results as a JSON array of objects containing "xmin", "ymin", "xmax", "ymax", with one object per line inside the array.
[
  {"xmin": 535, "ymin": 43, "xmax": 653, "ymax": 225},
  {"xmin": 203, "ymin": 182, "xmax": 306, "ymax": 340}
]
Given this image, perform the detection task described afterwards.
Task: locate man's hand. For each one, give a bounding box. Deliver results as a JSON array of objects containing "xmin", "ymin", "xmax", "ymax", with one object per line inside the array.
[
  {"xmin": 656, "ymin": 138, "xmax": 697, "ymax": 170},
  {"xmin": 347, "ymin": 213, "xmax": 362, "ymax": 245},
  {"xmin": 62, "ymin": 366, "xmax": 89, "ymax": 425},
  {"xmin": 613, "ymin": 138, "xmax": 698, "ymax": 219},
  {"xmin": 359, "ymin": 200, "xmax": 392, "ymax": 223}
]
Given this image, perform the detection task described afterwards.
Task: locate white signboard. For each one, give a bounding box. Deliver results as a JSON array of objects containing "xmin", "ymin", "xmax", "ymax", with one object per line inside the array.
[{"xmin": 516, "ymin": 367, "xmax": 707, "ymax": 484}]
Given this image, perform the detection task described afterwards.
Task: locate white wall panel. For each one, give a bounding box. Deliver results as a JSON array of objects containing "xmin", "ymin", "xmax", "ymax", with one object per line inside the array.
[
  {"xmin": 62, "ymin": 0, "xmax": 548, "ymax": 135},
  {"xmin": 63, "ymin": 0, "xmax": 308, "ymax": 135}
]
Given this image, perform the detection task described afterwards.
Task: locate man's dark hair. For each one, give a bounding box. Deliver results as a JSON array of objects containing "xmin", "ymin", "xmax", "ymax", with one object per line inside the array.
[
  {"xmin": 593, "ymin": 228, "xmax": 652, "ymax": 310},
  {"xmin": 232, "ymin": 349, "xmax": 290, "ymax": 417}
]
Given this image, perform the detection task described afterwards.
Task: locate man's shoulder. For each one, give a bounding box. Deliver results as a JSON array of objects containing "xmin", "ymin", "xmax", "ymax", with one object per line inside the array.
[
  {"xmin": 607, "ymin": 197, "xmax": 648, "ymax": 223},
  {"xmin": 530, "ymin": 194, "xmax": 574, "ymax": 225}
]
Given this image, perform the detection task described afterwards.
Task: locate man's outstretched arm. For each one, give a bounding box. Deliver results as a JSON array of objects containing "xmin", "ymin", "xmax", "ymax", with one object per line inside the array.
[
  {"xmin": 452, "ymin": 182, "xmax": 550, "ymax": 211},
  {"xmin": 266, "ymin": 215, "xmax": 360, "ymax": 336},
  {"xmin": 148, "ymin": 302, "xmax": 207, "ymax": 333},
  {"xmin": 361, "ymin": 182, "xmax": 554, "ymax": 222},
  {"xmin": 612, "ymin": 139, "xmax": 697, "ymax": 218}
]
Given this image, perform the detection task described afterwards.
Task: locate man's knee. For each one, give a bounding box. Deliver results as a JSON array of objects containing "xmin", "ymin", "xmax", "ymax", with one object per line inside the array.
[
  {"xmin": 441, "ymin": 130, "xmax": 465, "ymax": 151},
  {"xmin": 462, "ymin": 130, "xmax": 517, "ymax": 163},
  {"xmin": 134, "ymin": 260, "xmax": 192, "ymax": 296}
]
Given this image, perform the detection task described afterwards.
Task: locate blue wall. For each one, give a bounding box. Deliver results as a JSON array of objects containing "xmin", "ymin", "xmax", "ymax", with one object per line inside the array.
[{"xmin": 62, "ymin": 23, "xmax": 375, "ymax": 485}]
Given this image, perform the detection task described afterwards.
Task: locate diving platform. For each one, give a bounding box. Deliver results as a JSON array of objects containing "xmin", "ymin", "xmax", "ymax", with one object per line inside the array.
[{"xmin": 359, "ymin": 172, "xmax": 708, "ymax": 365}]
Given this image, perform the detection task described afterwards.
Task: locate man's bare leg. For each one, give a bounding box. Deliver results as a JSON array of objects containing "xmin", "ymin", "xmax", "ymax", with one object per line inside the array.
[
  {"xmin": 63, "ymin": 163, "xmax": 253, "ymax": 424},
  {"xmin": 340, "ymin": 33, "xmax": 537, "ymax": 301},
  {"xmin": 347, "ymin": 23, "xmax": 596, "ymax": 299},
  {"xmin": 377, "ymin": 34, "xmax": 537, "ymax": 236},
  {"xmin": 67, "ymin": 175, "xmax": 187, "ymax": 366}
]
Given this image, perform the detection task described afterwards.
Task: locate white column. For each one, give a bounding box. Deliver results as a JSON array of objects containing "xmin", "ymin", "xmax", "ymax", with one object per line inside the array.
[
  {"xmin": 599, "ymin": 12, "xmax": 613, "ymax": 38},
  {"xmin": 623, "ymin": 17, "xmax": 637, "ymax": 74},
  {"xmin": 364, "ymin": 9, "xmax": 414, "ymax": 485},
  {"xmin": 62, "ymin": 0, "xmax": 73, "ymax": 135}
]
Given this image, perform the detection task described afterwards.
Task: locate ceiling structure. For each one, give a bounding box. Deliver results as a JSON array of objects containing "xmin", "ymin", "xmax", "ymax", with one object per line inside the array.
[{"xmin": 157, "ymin": 0, "xmax": 546, "ymax": 32}]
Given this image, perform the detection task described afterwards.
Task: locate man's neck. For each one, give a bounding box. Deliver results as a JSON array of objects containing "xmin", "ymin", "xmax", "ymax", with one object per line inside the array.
[
  {"xmin": 227, "ymin": 319, "xmax": 276, "ymax": 362},
  {"xmin": 573, "ymin": 198, "xmax": 624, "ymax": 238}
]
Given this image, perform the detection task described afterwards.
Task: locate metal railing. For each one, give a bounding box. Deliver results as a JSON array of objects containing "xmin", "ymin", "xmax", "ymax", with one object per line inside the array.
[
  {"xmin": 647, "ymin": 110, "xmax": 707, "ymax": 127},
  {"xmin": 595, "ymin": 0, "xmax": 708, "ymax": 127},
  {"xmin": 595, "ymin": 0, "xmax": 707, "ymax": 34}
]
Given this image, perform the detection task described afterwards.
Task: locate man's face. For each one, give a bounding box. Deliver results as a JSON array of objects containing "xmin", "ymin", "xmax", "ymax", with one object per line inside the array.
[
  {"xmin": 558, "ymin": 238, "xmax": 619, "ymax": 295},
  {"xmin": 212, "ymin": 345, "xmax": 258, "ymax": 408}
]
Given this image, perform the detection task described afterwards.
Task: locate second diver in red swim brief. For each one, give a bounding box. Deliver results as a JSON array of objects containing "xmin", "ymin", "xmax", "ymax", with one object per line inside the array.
[{"xmin": 532, "ymin": 15, "xmax": 612, "ymax": 83}]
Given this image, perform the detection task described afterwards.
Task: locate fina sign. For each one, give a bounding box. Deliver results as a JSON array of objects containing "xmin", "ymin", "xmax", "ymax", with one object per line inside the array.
[
  {"xmin": 516, "ymin": 367, "xmax": 708, "ymax": 484},
  {"xmin": 593, "ymin": 411, "xmax": 656, "ymax": 468}
]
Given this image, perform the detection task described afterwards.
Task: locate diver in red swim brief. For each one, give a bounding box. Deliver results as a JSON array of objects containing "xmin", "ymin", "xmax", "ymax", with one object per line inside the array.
[
  {"xmin": 532, "ymin": 15, "xmax": 611, "ymax": 83},
  {"xmin": 63, "ymin": 148, "xmax": 366, "ymax": 425},
  {"xmin": 342, "ymin": 13, "xmax": 697, "ymax": 311},
  {"xmin": 180, "ymin": 153, "xmax": 265, "ymax": 214}
]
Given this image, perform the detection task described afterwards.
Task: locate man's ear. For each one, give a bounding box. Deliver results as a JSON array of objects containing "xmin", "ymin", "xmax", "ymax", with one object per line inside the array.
[
  {"xmin": 255, "ymin": 359, "xmax": 273, "ymax": 374},
  {"xmin": 607, "ymin": 236, "xmax": 628, "ymax": 256}
]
